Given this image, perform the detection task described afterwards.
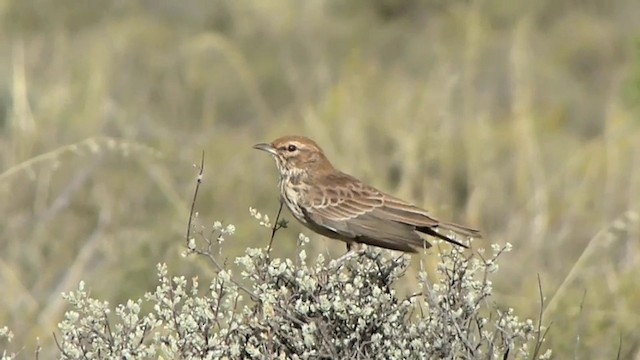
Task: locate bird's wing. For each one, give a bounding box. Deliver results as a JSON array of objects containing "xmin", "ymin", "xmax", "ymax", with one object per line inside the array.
[
  {"xmin": 304, "ymin": 173, "xmax": 477, "ymax": 250},
  {"xmin": 303, "ymin": 179, "xmax": 428, "ymax": 252},
  {"xmin": 373, "ymin": 194, "xmax": 476, "ymax": 247}
]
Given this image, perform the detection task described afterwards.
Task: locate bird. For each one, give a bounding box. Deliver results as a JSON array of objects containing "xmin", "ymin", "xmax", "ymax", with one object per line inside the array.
[{"xmin": 253, "ymin": 135, "xmax": 481, "ymax": 254}]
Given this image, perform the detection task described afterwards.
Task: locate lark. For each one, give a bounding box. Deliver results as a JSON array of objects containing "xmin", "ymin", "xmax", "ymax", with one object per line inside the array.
[{"xmin": 254, "ymin": 135, "xmax": 480, "ymax": 254}]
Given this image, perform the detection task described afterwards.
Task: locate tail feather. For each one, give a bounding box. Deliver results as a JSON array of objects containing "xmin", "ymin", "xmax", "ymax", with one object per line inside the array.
[
  {"xmin": 438, "ymin": 221, "xmax": 482, "ymax": 239},
  {"xmin": 417, "ymin": 226, "xmax": 470, "ymax": 248},
  {"xmin": 416, "ymin": 221, "xmax": 481, "ymax": 249}
]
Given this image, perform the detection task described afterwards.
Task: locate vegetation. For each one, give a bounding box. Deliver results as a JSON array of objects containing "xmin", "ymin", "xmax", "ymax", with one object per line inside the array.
[
  {"xmin": 12, "ymin": 212, "xmax": 552, "ymax": 359},
  {"xmin": 0, "ymin": 0, "xmax": 639, "ymax": 358}
]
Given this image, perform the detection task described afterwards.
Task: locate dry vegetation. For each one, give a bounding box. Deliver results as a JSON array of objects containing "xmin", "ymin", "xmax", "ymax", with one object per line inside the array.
[{"xmin": 0, "ymin": 0, "xmax": 639, "ymax": 358}]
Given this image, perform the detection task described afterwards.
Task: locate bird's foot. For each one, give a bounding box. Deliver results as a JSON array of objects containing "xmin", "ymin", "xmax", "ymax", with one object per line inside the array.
[{"xmin": 330, "ymin": 248, "xmax": 366, "ymax": 269}]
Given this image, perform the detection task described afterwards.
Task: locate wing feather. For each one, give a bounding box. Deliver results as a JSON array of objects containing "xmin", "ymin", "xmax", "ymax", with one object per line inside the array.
[{"xmin": 302, "ymin": 172, "xmax": 478, "ymax": 251}]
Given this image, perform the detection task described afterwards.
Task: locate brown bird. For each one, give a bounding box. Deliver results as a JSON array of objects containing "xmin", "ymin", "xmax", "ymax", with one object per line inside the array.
[{"xmin": 253, "ymin": 135, "xmax": 481, "ymax": 254}]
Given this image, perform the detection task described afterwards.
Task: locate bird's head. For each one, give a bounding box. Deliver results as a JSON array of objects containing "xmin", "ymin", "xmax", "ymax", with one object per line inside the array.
[{"xmin": 253, "ymin": 135, "xmax": 332, "ymax": 176}]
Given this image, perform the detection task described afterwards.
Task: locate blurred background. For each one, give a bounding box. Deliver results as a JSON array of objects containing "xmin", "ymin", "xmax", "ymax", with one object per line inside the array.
[{"xmin": 1, "ymin": 0, "xmax": 639, "ymax": 357}]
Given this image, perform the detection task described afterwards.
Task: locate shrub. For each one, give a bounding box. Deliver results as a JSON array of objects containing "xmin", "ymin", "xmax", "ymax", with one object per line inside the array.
[{"xmin": 47, "ymin": 211, "xmax": 549, "ymax": 359}]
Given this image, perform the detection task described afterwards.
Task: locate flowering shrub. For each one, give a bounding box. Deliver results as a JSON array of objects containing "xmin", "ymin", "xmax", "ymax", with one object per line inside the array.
[{"xmin": 47, "ymin": 210, "xmax": 550, "ymax": 359}]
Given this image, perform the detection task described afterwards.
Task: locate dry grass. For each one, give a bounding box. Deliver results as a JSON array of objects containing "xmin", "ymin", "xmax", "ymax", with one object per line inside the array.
[{"xmin": 0, "ymin": 0, "xmax": 639, "ymax": 358}]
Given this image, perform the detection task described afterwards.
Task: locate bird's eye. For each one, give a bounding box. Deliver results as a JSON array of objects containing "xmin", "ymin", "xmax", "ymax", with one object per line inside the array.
[{"xmin": 287, "ymin": 144, "xmax": 297, "ymax": 152}]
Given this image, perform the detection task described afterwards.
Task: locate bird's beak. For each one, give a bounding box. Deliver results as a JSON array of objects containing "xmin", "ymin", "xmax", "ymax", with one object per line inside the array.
[{"xmin": 253, "ymin": 143, "xmax": 277, "ymax": 156}]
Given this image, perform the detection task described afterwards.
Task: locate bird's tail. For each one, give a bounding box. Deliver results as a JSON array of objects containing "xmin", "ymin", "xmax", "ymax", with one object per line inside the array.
[
  {"xmin": 416, "ymin": 220, "xmax": 480, "ymax": 249},
  {"xmin": 438, "ymin": 220, "xmax": 482, "ymax": 239}
]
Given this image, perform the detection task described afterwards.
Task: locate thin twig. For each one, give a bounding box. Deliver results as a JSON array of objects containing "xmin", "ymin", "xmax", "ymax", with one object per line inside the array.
[
  {"xmin": 615, "ymin": 333, "xmax": 623, "ymax": 360},
  {"xmin": 184, "ymin": 153, "xmax": 262, "ymax": 301},
  {"xmin": 573, "ymin": 289, "xmax": 588, "ymax": 360},
  {"xmin": 531, "ymin": 273, "xmax": 544, "ymax": 359},
  {"xmin": 35, "ymin": 337, "xmax": 41, "ymax": 360},
  {"xmin": 532, "ymin": 274, "xmax": 551, "ymax": 359},
  {"xmin": 267, "ymin": 201, "xmax": 284, "ymax": 254},
  {"xmin": 186, "ymin": 151, "xmax": 205, "ymax": 246}
]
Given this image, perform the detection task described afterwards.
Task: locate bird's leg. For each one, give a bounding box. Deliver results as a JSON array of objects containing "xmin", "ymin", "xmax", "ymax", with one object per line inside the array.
[
  {"xmin": 333, "ymin": 250, "xmax": 357, "ymax": 267},
  {"xmin": 347, "ymin": 242, "xmax": 366, "ymax": 252},
  {"xmin": 332, "ymin": 242, "xmax": 366, "ymax": 268}
]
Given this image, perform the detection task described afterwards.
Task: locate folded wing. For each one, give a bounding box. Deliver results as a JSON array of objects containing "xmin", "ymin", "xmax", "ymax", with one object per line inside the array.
[{"xmin": 303, "ymin": 173, "xmax": 479, "ymax": 252}]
